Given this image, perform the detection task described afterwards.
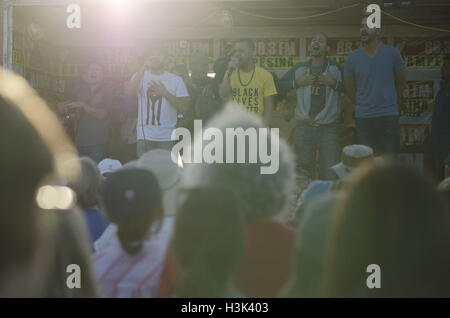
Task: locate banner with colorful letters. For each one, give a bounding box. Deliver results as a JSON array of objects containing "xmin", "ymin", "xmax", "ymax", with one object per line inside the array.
[{"xmin": 221, "ymin": 39, "xmax": 300, "ymax": 70}]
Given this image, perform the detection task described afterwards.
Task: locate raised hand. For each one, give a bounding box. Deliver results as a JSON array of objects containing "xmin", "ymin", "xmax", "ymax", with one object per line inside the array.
[
  {"xmin": 318, "ymin": 72, "xmax": 336, "ymax": 88},
  {"xmin": 295, "ymin": 72, "xmax": 315, "ymax": 87},
  {"xmin": 149, "ymin": 81, "xmax": 169, "ymax": 97}
]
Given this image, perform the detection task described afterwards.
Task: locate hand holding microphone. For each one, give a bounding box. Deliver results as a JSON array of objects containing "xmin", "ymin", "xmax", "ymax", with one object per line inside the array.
[{"xmin": 227, "ymin": 57, "xmax": 239, "ymax": 78}]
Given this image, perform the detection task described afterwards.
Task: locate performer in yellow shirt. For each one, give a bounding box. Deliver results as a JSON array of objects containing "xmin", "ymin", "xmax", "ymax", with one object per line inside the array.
[{"xmin": 220, "ymin": 39, "xmax": 277, "ymax": 125}]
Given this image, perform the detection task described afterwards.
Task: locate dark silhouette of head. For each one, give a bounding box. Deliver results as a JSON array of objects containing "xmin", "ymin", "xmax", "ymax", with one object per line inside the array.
[
  {"xmin": 324, "ymin": 160, "xmax": 450, "ymax": 297},
  {"xmin": 0, "ymin": 95, "xmax": 53, "ymax": 291},
  {"xmin": 102, "ymin": 168, "xmax": 163, "ymax": 255},
  {"xmin": 172, "ymin": 188, "xmax": 245, "ymax": 297}
]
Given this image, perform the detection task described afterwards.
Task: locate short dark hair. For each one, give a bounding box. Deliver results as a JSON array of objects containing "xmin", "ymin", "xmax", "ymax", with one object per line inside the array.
[
  {"xmin": 235, "ymin": 38, "xmax": 255, "ymax": 52},
  {"xmin": 102, "ymin": 168, "xmax": 163, "ymax": 256}
]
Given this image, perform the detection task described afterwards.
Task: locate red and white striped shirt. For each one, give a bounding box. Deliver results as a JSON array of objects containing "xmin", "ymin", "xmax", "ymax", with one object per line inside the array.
[{"xmin": 92, "ymin": 235, "xmax": 166, "ymax": 298}]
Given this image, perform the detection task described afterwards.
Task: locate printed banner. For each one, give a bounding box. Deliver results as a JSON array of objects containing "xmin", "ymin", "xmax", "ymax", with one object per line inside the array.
[
  {"xmin": 164, "ymin": 55, "xmax": 214, "ymax": 73},
  {"xmin": 166, "ymin": 39, "xmax": 214, "ymax": 57},
  {"xmin": 221, "ymin": 39, "xmax": 300, "ymax": 70},
  {"xmin": 400, "ymin": 80, "xmax": 434, "ymax": 117},
  {"xmin": 400, "ymin": 124, "xmax": 430, "ymax": 148},
  {"xmin": 19, "ymin": 38, "xmax": 215, "ymax": 79},
  {"xmin": 394, "ymin": 37, "xmax": 450, "ymax": 68},
  {"xmin": 399, "ymin": 80, "xmax": 434, "ymax": 152},
  {"xmin": 16, "ymin": 37, "xmax": 216, "ymax": 101},
  {"xmin": 164, "ymin": 39, "xmax": 214, "ymax": 72},
  {"xmin": 306, "ymin": 37, "xmax": 387, "ymax": 65}
]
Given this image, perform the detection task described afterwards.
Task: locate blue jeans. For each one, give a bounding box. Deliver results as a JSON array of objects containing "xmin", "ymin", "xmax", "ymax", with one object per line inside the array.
[
  {"xmin": 355, "ymin": 115, "xmax": 400, "ymax": 156},
  {"xmin": 294, "ymin": 122, "xmax": 340, "ymax": 180},
  {"xmin": 77, "ymin": 144, "xmax": 106, "ymax": 163}
]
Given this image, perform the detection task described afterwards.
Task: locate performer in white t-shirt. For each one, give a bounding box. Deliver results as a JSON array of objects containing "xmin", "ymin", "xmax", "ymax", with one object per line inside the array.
[{"xmin": 126, "ymin": 43, "xmax": 190, "ymax": 157}]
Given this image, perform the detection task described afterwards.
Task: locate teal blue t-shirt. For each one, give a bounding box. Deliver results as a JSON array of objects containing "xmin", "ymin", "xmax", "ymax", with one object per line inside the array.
[{"xmin": 344, "ymin": 43, "xmax": 405, "ymax": 118}]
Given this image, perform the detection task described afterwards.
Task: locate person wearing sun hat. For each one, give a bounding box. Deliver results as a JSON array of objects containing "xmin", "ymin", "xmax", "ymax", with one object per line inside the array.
[
  {"xmin": 287, "ymin": 145, "xmax": 375, "ymax": 297},
  {"xmin": 296, "ymin": 144, "xmax": 374, "ymax": 220},
  {"xmin": 330, "ymin": 144, "xmax": 374, "ymax": 181}
]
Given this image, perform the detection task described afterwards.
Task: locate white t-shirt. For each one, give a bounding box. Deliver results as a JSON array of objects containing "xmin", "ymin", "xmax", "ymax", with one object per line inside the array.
[{"xmin": 137, "ymin": 71, "xmax": 189, "ymax": 141}]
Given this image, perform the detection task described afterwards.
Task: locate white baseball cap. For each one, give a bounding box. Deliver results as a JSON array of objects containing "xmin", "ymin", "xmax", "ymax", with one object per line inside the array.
[{"xmin": 98, "ymin": 158, "xmax": 122, "ymax": 176}]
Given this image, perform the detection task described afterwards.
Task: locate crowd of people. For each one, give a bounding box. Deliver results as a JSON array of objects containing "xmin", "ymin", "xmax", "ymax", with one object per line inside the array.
[{"xmin": 2, "ymin": 14, "xmax": 450, "ymax": 298}]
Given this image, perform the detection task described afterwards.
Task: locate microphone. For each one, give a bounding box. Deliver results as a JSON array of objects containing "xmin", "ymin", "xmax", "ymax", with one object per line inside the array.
[
  {"xmin": 227, "ymin": 67, "xmax": 235, "ymax": 79},
  {"xmin": 227, "ymin": 58, "xmax": 239, "ymax": 78}
]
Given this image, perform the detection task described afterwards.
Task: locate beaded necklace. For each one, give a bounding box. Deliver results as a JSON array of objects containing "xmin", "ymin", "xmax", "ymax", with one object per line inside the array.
[{"xmin": 238, "ymin": 67, "xmax": 256, "ymax": 87}]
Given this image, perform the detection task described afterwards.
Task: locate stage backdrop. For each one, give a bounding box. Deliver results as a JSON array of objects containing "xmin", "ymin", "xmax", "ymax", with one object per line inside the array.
[{"xmin": 221, "ymin": 38, "xmax": 300, "ymax": 70}]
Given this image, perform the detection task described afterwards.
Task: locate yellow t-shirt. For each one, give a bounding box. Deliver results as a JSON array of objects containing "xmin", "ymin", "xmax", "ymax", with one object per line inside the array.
[{"xmin": 230, "ymin": 65, "xmax": 277, "ymax": 116}]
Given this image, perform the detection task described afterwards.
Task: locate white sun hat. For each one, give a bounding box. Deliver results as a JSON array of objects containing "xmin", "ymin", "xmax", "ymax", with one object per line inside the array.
[{"xmin": 331, "ymin": 144, "xmax": 374, "ymax": 180}]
